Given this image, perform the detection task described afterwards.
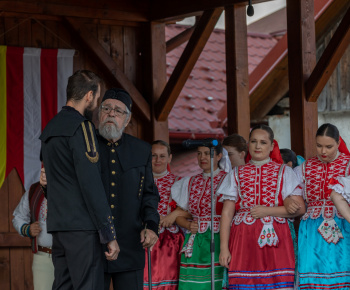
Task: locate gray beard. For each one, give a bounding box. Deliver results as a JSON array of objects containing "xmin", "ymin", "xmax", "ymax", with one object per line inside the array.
[{"xmin": 98, "ymin": 118, "xmax": 125, "ymax": 141}]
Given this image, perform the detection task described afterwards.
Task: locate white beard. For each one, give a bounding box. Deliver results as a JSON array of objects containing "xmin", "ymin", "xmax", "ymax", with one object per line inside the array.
[{"xmin": 99, "ymin": 118, "xmax": 125, "ymax": 140}]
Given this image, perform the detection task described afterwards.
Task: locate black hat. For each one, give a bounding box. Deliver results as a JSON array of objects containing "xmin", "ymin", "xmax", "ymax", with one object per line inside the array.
[{"xmin": 102, "ymin": 88, "xmax": 132, "ymax": 111}]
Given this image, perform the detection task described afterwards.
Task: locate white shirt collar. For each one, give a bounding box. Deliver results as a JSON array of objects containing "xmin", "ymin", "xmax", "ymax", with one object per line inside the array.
[{"xmin": 249, "ymin": 158, "xmax": 271, "ymax": 166}]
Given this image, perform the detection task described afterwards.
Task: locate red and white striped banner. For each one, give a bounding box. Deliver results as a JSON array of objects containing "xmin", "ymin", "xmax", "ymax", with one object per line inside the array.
[{"xmin": 0, "ymin": 46, "xmax": 74, "ymax": 191}]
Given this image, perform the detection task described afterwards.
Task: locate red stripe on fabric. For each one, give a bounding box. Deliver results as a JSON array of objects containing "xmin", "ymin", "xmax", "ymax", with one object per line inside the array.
[
  {"xmin": 6, "ymin": 47, "xmax": 24, "ymax": 182},
  {"xmin": 40, "ymin": 49, "xmax": 58, "ymax": 130}
]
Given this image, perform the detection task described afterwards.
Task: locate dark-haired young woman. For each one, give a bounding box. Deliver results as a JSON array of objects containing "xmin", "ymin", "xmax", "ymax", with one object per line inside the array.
[
  {"xmin": 171, "ymin": 140, "xmax": 228, "ymax": 289},
  {"xmin": 295, "ymin": 123, "xmax": 350, "ymax": 289},
  {"xmin": 219, "ymin": 125, "xmax": 305, "ymax": 290}
]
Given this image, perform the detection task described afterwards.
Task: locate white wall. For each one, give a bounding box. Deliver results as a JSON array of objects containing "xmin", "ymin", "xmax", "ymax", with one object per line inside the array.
[
  {"xmin": 268, "ymin": 112, "xmax": 350, "ymax": 150},
  {"xmin": 177, "ymin": 0, "xmax": 286, "ymax": 28}
]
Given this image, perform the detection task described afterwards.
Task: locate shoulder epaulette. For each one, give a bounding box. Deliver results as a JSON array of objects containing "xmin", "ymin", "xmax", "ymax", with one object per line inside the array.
[{"xmin": 81, "ymin": 121, "xmax": 99, "ymax": 163}]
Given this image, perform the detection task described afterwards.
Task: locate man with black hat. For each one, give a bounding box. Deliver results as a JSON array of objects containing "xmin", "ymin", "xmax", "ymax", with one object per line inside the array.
[
  {"xmin": 40, "ymin": 71, "xmax": 120, "ymax": 290},
  {"xmin": 97, "ymin": 88, "xmax": 160, "ymax": 289}
]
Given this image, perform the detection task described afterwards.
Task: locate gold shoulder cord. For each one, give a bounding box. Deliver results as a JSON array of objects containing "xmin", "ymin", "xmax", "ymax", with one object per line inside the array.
[{"xmin": 81, "ymin": 122, "xmax": 99, "ymax": 163}]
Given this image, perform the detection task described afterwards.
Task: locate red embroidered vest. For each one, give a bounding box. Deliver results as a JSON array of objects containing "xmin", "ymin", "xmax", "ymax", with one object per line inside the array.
[
  {"xmin": 154, "ymin": 172, "xmax": 181, "ymax": 233},
  {"xmin": 302, "ymin": 153, "xmax": 350, "ymax": 220},
  {"xmin": 187, "ymin": 170, "xmax": 227, "ymax": 233},
  {"xmin": 233, "ymin": 161, "xmax": 286, "ymax": 226}
]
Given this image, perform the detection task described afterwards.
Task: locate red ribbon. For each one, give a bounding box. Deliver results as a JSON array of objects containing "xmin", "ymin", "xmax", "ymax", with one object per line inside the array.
[{"xmin": 169, "ymin": 200, "xmax": 177, "ymax": 212}]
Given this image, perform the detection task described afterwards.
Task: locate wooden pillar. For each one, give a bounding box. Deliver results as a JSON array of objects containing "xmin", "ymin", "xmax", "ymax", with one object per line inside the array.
[
  {"xmin": 287, "ymin": 0, "xmax": 318, "ymax": 159},
  {"xmin": 225, "ymin": 5, "xmax": 250, "ymax": 141},
  {"xmin": 143, "ymin": 22, "xmax": 169, "ymax": 143}
]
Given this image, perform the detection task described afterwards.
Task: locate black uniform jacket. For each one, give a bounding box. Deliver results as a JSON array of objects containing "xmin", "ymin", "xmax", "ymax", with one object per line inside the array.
[
  {"xmin": 40, "ymin": 106, "xmax": 115, "ymax": 243},
  {"xmin": 98, "ymin": 132, "xmax": 160, "ymax": 272}
]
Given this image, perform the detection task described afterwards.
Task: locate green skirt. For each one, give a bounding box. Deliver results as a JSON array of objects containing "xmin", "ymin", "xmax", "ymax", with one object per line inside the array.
[{"xmin": 179, "ymin": 230, "xmax": 224, "ymax": 290}]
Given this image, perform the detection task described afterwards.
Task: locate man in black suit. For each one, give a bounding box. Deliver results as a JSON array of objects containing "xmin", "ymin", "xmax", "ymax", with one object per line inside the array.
[
  {"xmin": 40, "ymin": 71, "xmax": 120, "ymax": 290},
  {"xmin": 97, "ymin": 88, "xmax": 159, "ymax": 290}
]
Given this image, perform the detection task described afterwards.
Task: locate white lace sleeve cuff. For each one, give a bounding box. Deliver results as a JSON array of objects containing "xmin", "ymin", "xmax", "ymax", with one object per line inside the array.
[
  {"xmin": 171, "ymin": 176, "xmax": 191, "ymax": 211},
  {"xmin": 330, "ymin": 176, "xmax": 350, "ymax": 203},
  {"xmin": 219, "ymin": 194, "xmax": 237, "ymax": 202},
  {"xmin": 216, "ymin": 172, "xmax": 238, "ymax": 199}
]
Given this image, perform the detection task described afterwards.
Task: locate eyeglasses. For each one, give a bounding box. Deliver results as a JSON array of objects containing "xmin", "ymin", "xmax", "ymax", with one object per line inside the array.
[{"xmin": 100, "ymin": 105, "xmax": 128, "ymax": 117}]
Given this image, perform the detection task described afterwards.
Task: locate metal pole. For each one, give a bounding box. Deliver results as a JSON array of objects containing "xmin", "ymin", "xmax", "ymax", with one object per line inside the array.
[
  {"xmin": 148, "ymin": 247, "xmax": 152, "ymax": 290},
  {"xmin": 210, "ymin": 147, "xmax": 215, "ymax": 290}
]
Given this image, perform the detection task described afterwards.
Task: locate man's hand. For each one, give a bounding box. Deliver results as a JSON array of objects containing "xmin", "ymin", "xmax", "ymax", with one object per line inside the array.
[
  {"xmin": 250, "ymin": 205, "xmax": 268, "ymax": 219},
  {"xmin": 29, "ymin": 221, "xmax": 42, "ymax": 237},
  {"xmin": 40, "ymin": 168, "xmax": 47, "ymax": 187},
  {"xmin": 105, "ymin": 240, "xmax": 120, "ymax": 261},
  {"xmin": 140, "ymin": 229, "xmax": 158, "ymax": 251}
]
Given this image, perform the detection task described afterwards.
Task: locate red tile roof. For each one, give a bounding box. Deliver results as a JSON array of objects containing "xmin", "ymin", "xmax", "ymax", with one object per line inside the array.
[
  {"xmin": 166, "ymin": 24, "xmax": 278, "ymax": 139},
  {"xmin": 166, "ymin": 24, "xmax": 278, "ymax": 177}
]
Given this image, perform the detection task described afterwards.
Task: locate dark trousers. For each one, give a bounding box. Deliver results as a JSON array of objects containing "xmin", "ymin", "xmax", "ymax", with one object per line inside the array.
[
  {"xmin": 104, "ymin": 269, "xmax": 143, "ymax": 290},
  {"xmin": 52, "ymin": 231, "xmax": 104, "ymax": 290}
]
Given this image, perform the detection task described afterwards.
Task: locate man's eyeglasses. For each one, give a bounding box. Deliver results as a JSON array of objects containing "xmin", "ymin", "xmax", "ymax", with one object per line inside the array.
[{"xmin": 100, "ymin": 105, "xmax": 128, "ymax": 117}]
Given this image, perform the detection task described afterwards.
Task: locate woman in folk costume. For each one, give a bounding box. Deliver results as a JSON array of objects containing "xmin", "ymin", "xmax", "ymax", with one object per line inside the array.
[
  {"xmin": 143, "ymin": 140, "xmax": 188, "ymax": 290},
  {"xmin": 295, "ymin": 123, "xmax": 350, "ymax": 289},
  {"xmin": 219, "ymin": 125, "xmax": 305, "ymax": 290},
  {"xmin": 171, "ymin": 139, "xmax": 229, "ymax": 290}
]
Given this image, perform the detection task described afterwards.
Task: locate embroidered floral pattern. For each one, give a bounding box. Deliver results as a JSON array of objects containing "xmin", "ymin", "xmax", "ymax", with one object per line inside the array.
[
  {"xmin": 317, "ymin": 219, "xmax": 344, "ymax": 244},
  {"xmin": 180, "ymin": 233, "xmax": 195, "ymax": 257},
  {"xmin": 258, "ymin": 223, "xmax": 279, "ymax": 248}
]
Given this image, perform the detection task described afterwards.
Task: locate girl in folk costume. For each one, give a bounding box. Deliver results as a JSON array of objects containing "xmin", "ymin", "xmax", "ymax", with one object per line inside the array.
[
  {"xmin": 171, "ymin": 139, "xmax": 228, "ymax": 290},
  {"xmin": 219, "ymin": 125, "xmax": 305, "ymax": 290},
  {"xmin": 144, "ymin": 140, "xmax": 188, "ymax": 290},
  {"xmin": 295, "ymin": 123, "xmax": 350, "ymax": 289}
]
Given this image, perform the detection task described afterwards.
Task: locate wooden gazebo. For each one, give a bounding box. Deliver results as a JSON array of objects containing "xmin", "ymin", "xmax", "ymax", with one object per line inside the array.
[{"xmin": 0, "ymin": 0, "xmax": 349, "ymax": 288}]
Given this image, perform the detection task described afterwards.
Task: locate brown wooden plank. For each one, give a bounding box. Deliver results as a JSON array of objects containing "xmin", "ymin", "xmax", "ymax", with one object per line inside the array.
[
  {"xmin": 123, "ymin": 26, "xmax": 138, "ymax": 87},
  {"xmin": 166, "ymin": 26, "xmax": 195, "ymax": 53},
  {"xmin": 150, "ymin": 0, "xmax": 270, "ymax": 22},
  {"xmin": 110, "ymin": 26, "xmax": 124, "ymax": 72},
  {"xmin": 0, "ymin": 249, "xmax": 10, "ymax": 290},
  {"xmin": 305, "ymin": 7, "xmax": 350, "ymax": 102},
  {"xmin": 23, "ymin": 248, "xmax": 34, "ymax": 290},
  {"xmin": 0, "ymin": 233, "xmax": 31, "ymax": 247},
  {"xmin": 64, "ymin": 17, "xmax": 151, "ymax": 121},
  {"xmin": 155, "ymin": 8, "xmax": 223, "ymax": 122},
  {"xmin": 287, "ymin": 0, "xmax": 318, "ymax": 159},
  {"xmin": 225, "ymin": 5, "xmax": 250, "ymax": 140},
  {"xmin": 17, "ymin": 17, "xmax": 32, "ymax": 47},
  {"xmin": 98, "ymin": 24, "xmax": 111, "ymax": 58},
  {"xmin": 0, "ymin": 1, "xmax": 148, "ymax": 22},
  {"xmin": 0, "ymin": 17, "xmax": 5, "ymax": 44},
  {"xmin": 10, "ymin": 248, "xmax": 25, "ymax": 290},
  {"xmin": 31, "ymin": 18, "xmax": 45, "ymax": 48},
  {"xmin": 340, "ymin": 47, "xmax": 350, "ymax": 108},
  {"xmin": 0, "ymin": 176, "xmax": 9, "ymax": 233},
  {"xmin": 4, "ymin": 17, "xmax": 19, "ymax": 46},
  {"xmin": 7, "ymin": 169, "xmax": 25, "ymax": 233},
  {"xmin": 44, "ymin": 20, "xmax": 59, "ymax": 48},
  {"xmin": 142, "ymin": 22, "xmax": 169, "ymax": 142}
]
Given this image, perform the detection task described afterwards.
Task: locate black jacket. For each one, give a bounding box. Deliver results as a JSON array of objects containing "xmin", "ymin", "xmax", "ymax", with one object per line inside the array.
[
  {"xmin": 98, "ymin": 132, "xmax": 160, "ymax": 272},
  {"xmin": 40, "ymin": 106, "xmax": 115, "ymax": 243}
]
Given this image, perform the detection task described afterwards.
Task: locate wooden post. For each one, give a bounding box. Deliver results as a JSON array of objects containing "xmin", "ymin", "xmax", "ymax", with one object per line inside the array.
[
  {"xmin": 225, "ymin": 5, "xmax": 250, "ymax": 141},
  {"xmin": 287, "ymin": 0, "xmax": 318, "ymax": 159},
  {"xmin": 143, "ymin": 22, "xmax": 169, "ymax": 143}
]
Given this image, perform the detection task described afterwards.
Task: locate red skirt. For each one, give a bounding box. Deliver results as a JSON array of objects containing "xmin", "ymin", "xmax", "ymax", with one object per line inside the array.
[
  {"xmin": 144, "ymin": 228, "xmax": 184, "ymax": 289},
  {"xmin": 228, "ymin": 220, "xmax": 295, "ymax": 290}
]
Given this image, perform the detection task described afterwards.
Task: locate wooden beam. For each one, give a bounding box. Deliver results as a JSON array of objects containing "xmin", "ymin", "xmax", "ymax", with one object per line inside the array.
[
  {"xmin": 155, "ymin": 8, "xmax": 223, "ymax": 121},
  {"xmin": 64, "ymin": 17, "xmax": 151, "ymax": 122},
  {"xmin": 287, "ymin": 0, "xmax": 318, "ymax": 159},
  {"xmin": 249, "ymin": 0, "xmax": 349, "ymax": 120},
  {"xmin": 0, "ymin": 0, "xmax": 148, "ymax": 22},
  {"xmin": 225, "ymin": 5, "xmax": 250, "ymax": 140},
  {"xmin": 143, "ymin": 22, "xmax": 169, "ymax": 142},
  {"xmin": 151, "ymin": 0, "xmax": 270, "ymax": 22},
  {"xmin": 306, "ymin": 7, "xmax": 350, "ymax": 102},
  {"xmin": 0, "ymin": 233, "xmax": 30, "ymax": 247},
  {"xmin": 166, "ymin": 26, "xmax": 195, "ymax": 53}
]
